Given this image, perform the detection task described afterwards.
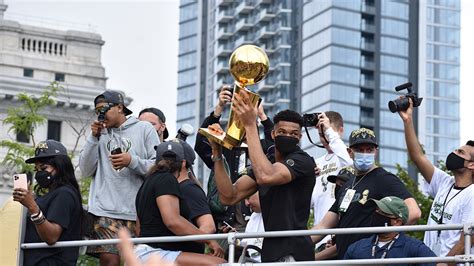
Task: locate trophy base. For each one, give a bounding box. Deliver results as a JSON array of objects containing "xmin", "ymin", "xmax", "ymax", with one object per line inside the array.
[{"xmin": 198, "ymin": 128, "xmax": 247, "ymax": 150}]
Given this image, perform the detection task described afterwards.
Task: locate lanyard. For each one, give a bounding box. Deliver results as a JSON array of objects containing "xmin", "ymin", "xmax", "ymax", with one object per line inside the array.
[
  {"xmin": 437, "ymin": 184, "xmax": 469, "ymax": 238},
  {"xmin": 371, "ymin": 234, "xmax": 399, "ymax": 259}
]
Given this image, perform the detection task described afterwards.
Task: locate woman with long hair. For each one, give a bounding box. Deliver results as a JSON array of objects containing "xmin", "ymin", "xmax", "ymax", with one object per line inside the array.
[
  {"xmin": 134, "ymin": 141, "xmax": 225, "ymax": 265},
  {"xmin": 13, "ymin": 140, "xmax": 83, "ymax": 266}
]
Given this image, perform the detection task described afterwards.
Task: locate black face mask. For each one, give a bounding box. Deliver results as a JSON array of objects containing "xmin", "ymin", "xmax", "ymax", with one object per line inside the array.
[
  {"xmin": 274, "ymin": 135, "xmax": 300, "ymax": 155},
  {"xmin": 34, "ymin": 170, "xmax": 54, "ymax": 189},
  {"xmin": 446, "ymin": 152, "xmax": 466, "ymax": 171},
  {"xmin": 372, "ymin": 212, "xmax": 392, "ymax": 227}
]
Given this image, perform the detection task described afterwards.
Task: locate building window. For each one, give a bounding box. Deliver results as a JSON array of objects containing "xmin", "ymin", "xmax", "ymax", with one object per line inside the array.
[
  {"xmin": 24, "ymin": 68, "xmax": 34, "ymax": 78},
  {"xmin": 47, "ymin": 120, "xmax": 61, "ymax": 141},
  {"xmin": 16, "ymin": 131, "xmax": 30, "ymax": 143},
  {"xmin": 55, "ymin": 73, "xmax": 65, "ymax": 82}
]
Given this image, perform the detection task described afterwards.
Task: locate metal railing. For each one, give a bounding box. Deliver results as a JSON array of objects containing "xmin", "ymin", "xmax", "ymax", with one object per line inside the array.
[{"xmin": 21, "ymin": 223, "xmax": 474, "ymax": 265}]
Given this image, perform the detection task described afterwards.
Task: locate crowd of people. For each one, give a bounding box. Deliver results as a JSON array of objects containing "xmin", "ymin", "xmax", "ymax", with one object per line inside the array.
[{"xmin": 9, "ymin": 87, "xmax": 474, "ymax": 265}]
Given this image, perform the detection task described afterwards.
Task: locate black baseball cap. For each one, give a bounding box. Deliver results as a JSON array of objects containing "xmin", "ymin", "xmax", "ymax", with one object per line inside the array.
[
  {"xmin": 26, "ymin": 140, "xmax": 68, "ymax": 163},
  {"xmin": 349, "ymin": 128, "xmax": 378, "ymax": 148},
  {"xmin": 174, "ymin": 139, "xmax": 196, "ymax": 165},
  {"xmin": 94, "ymin": 90, "xmax": 132, "ymax": 116},
  {"xmin": 155, "ymin": 140, "xmax": 185, "ymax": 163},
  {"xmin": 327, "ymin": 166, "xmax": 356, "ymax": 184},
  {"xmin": 139, "ymin": 107, "xmax": 169, "ymax": 140}
]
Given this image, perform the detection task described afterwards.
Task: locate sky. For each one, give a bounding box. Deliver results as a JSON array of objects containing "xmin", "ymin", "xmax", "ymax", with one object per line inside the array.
[
  {"xmin": 5, "ymin": 0, "xmax": 474, "ymax": 144},
  {"xmin": 6, "ymin": 0, "xmax": 180, "ymax": 135}
]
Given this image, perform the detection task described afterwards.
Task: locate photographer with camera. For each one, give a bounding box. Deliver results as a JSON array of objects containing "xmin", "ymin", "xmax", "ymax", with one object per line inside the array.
[
  {"xmin": 398, "ymin": 97, "xmax": 474, "ymax": 257},
  {"xmin": 79, "ymin": 91, "xmax": 159, "ymax": 266},
  {"xmin": 310, "ymin": 128, "xmax": 421, "ymax": 259},
  {"xmin": 138, "ymin": 107, "xmax": 168, "ymax": 143},
  {"xmin": 306, "ymin": 111, "xmax": 352, "ymax": 253}
]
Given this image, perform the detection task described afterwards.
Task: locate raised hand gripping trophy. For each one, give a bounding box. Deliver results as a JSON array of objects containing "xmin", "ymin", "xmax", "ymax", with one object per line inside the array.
[{"xmin": 199, "ymin": 44, "xmax": 270, "ymax": 149}]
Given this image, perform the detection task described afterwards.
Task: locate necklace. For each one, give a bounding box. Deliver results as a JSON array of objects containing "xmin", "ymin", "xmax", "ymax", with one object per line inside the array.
[{"xmin": 351, "ymin": 167, "xmax": 376, "ymax": 189}]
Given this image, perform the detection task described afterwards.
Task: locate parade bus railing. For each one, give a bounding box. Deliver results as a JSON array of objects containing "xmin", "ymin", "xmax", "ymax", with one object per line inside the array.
[{"xmin": 20, "ymin": 223, "xmax": 474, "ymax": 265}]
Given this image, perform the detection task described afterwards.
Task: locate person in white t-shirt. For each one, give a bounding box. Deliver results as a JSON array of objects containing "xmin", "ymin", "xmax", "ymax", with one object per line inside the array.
[
  {"xmin": 242, "ymin": 192, "xmax": 265, "ymax": 262},
  {"xmin": 398, "ymin": 98, "xmax": 474, "ymax": 257},
  {"xmin": 310, "ymin": 111, "xmax": 353, "ymax": 251}
]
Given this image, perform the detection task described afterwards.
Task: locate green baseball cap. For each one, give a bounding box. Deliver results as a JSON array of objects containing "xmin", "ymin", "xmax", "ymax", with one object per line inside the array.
[{"xmin": 371, "ymin": 196, "xmax": 408, "ymax": 224}]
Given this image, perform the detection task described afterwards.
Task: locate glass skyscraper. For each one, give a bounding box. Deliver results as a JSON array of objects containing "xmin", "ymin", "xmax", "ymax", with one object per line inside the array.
[{"xmin": 177, "ymin": 0, "xmax": 460, "ymax": 183}]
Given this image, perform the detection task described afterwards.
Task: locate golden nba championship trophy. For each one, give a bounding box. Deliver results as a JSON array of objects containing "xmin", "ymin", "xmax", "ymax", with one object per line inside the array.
[{"xmin": 199, "ymin": 44, "xmax": 270, "ymax": 149}]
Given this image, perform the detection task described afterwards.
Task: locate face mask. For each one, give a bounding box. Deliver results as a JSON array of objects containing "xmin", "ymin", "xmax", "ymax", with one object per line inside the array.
[
  {"xmin": 353, "ymin": 152, "xmax": 375, "ymax": 172},
  {"xmin": 372, "ymin": 212, "xmax": 392, "ymax": 227},
  {"xmin": 446, "ymin": 152, "xmax": 466, "ymax": 171},
  {"xmin": 275, "ymin": 135, "xmax": 300, "ymax": 155},
  {"xmin": 34, "ymin": 170, "xmax": 54, "ymax": 189}
]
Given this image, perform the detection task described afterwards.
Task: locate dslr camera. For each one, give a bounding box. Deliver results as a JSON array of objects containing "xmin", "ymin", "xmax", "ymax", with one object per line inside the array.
[
  {"xmin": 303, "ymin": 112, "xmax": 321, "ymax": 127},
  {"xmin": 388, "ymin": 82, "xmax": 423, "ymax": 113}
]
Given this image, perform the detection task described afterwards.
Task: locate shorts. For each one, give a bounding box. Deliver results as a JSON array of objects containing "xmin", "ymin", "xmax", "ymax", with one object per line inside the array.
[
  {"xmin": 86, "ymin": 215, "xmax": 136, "ymax": 257},
  {"xmin": 134, "ymin": 244, "xmax": 182, "ymax": 263}
]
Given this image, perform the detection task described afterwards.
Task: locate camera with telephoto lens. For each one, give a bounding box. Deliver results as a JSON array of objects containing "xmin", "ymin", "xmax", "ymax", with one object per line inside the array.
[
  {"xmin": 388, "ymin": 82, "xmax": 423, "ymax": 113},
  {"xmin": 176, "ymin": 123, "xmax": 194, "ymax": 142},
  {"xmin": 303, "ymin": 112, "xmax": 321, "ymax": 127}
]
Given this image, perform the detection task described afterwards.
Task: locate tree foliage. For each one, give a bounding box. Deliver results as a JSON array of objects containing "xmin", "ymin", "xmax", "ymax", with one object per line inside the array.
[
  {"xmin": 395, "ymin": 163, "xmax": 433, "ymax": 240},
  {"xmin": 0, "ymin": 82, "xmax": 59, "ymax": 174}
]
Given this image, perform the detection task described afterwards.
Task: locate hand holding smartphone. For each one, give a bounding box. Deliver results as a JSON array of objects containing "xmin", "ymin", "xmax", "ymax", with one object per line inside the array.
[{"xmin": 13, "ymin": 174, "xmax": 28, "ymax": 190}]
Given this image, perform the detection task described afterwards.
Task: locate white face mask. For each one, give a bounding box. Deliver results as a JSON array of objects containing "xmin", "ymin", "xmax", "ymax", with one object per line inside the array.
[{"xmin": 353, "ymin": 152, "xmax": 375, "ymax": 172}]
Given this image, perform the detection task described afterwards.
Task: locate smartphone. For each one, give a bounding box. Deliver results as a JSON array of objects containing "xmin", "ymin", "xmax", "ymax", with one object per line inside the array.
[
  {"xmin": 13, "ymin": 174, "xmax": 28, "ymax": 190},
  {"xmin": 111, "ymin": 147, "xmax": 122, "ymax": 155}
]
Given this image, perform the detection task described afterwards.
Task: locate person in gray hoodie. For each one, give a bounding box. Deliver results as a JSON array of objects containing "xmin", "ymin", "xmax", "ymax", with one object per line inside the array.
[{"xmin": 79, "ymin": 90, "xmax": 159, "ymax": 266}]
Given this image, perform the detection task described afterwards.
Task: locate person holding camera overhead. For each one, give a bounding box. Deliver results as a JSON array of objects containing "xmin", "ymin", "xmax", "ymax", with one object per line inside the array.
[
  {"xmin": 207, "ymin": 89, "xmax": 316, "ymax": 262},
  {"xmin": 307, "ymin": 111, "xmax": 352, "ymax": 255},
  {"xmin": 13, "ymin": 140, "xmax": 83, "ymax": 266},
  {"xmin": 397, "ymin": 96, "xmax": 474, "ymax": 257},
  {"xmin": 310, "ymin": 128, "xmax": 421, "ymax": 259},
  {"xmin": 79, "ymin": 90, "xmax": 159, "ymax": 266}
]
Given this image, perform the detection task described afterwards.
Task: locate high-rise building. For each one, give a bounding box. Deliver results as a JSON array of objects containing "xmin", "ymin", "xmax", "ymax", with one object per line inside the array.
[{"xmin": 177, "ymin": 0, "xmax": 460, "ymax": 184}]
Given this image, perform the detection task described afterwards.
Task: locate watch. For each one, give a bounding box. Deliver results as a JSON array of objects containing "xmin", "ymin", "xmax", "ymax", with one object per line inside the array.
[{"xmin": 211, "ymin": 154, "xmax": 224, "ymax": 162}]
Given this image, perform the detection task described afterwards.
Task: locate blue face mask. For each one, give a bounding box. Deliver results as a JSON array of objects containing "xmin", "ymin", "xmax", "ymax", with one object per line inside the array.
[{"xmin": 353, "ymin": 152, "xmax": 375, "ymax": 172}]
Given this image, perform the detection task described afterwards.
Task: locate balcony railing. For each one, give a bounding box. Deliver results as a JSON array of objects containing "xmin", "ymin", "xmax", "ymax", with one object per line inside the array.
[
  {"xmin": 256, "ymin": 8, "xmax": 276, "ymax": 23},
  {"xmin": 256, "ymin": 25, "xmax": 276, "ymax": 40},
  {"xmin": 217, "ymin": 9, "xmax": 233, "ymax": 23},
  {"xmin": 217, "ymin": 27, "xmax": 233, "ymax": 40},
  {"xmin": 20, "ymin": 224, "xmax": 474, "ymax": 265},
  {"xmin": 235, "ymin": 18, "xmax": 254, "ymax": 33},
  {"xmin": 236, "ymin": 0, "xmax": 255, "ymax": 14}
]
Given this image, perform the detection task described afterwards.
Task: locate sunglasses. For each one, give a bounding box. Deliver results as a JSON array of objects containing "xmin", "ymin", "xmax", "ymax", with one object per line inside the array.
[{"xmin": 95, "ymin": 103, "xmax": 117, "ymax": 115}]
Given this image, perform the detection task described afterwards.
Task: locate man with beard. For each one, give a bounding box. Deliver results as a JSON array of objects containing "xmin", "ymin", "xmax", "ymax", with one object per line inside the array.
[
  {"xmin": 205, "ymin": 90, "xmax": 316, "ymax": 262},
  {"xmin": 398, "ymin": 98, "xmax": 474, "ymax": 257}
]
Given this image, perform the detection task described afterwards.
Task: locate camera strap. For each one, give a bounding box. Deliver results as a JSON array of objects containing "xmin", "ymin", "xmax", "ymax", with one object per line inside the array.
[{"xmin": 303, "ymin": 125, "xmax": 326, "ymax": 148}]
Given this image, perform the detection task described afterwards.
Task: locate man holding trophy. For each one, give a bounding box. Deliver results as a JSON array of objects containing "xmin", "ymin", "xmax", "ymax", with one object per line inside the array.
[{"xmin": 202, "ymin": 45, "xmax": 316, "ymax": 262}]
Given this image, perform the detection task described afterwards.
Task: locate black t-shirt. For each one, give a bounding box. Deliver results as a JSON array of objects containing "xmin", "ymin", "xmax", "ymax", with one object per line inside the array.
[
  {"xmin": 179, "ymin": 179, "xmax": 211, "ymax": 254},
  {"xmin": 24, "ymin": 185, "xmax": 82, "ymax": 266},
  {"xmin": 135, "ymin": 171, "xmax": 190, "ymax": 251},
  {"xmin": 257, "ymin": 149, "xmax": 316, "ymax": 262},
  {"xmin": 328, "ymin": 167, "xmax": 412, "ymax": 258}
]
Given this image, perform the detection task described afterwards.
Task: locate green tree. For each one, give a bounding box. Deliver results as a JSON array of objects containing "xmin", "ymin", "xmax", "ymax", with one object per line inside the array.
[
  {"xmin": 395, "ymin": 163, "xmax": 433, "ymax": 240},
  {"xmin": 1, "ymin": 82, "xmax": 59, "ymax": 174}
]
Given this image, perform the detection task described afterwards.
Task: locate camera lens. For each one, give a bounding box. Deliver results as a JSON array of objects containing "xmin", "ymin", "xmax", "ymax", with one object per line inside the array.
[{"xmin": 388, "ymin": 98, "xmax": 410, "ymax": 113}]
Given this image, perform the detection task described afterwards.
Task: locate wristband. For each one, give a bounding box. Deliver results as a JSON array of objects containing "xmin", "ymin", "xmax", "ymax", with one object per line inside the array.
[{"xmin": 211, "ymin": 154, "xmax": 224, "ymax": 162}]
